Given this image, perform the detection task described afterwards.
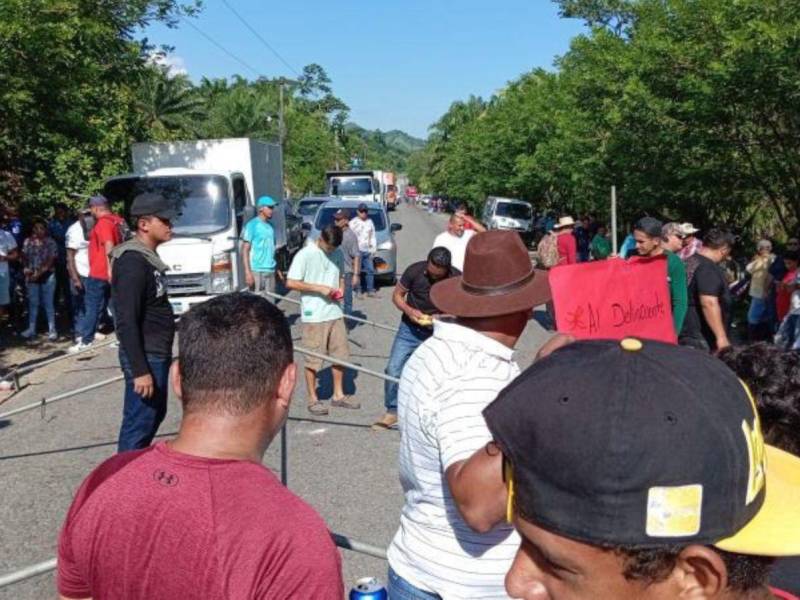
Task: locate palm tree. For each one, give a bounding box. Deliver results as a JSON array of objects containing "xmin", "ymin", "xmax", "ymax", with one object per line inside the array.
[{"xmin": 137, "ymin": 66, "xmax": 206, "ymax": 139}]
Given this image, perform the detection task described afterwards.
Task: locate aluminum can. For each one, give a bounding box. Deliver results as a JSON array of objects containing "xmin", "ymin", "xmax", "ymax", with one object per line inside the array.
[{"xmin": 349, "ymin": 577, "xmax": 387, "ymax": 600}]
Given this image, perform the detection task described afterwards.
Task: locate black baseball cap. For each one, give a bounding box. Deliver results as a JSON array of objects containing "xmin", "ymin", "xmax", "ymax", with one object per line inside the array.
[
  {"xmin": 484, "ymin": 338, "xmax": 800, "ymax": 556},
  {"xmin": 130, "ymin": 192, "xmax": 180, "ymax": 220},
  {"xmin": 357, "ymin": 203, "xmax": 369, "ymax": 212}
]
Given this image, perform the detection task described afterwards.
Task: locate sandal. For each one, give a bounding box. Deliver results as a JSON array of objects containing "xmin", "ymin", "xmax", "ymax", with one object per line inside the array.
[
  {"xmin": 331, "ymin": 395, "xmax": 361, "ymax": 409},
  {"xmin": 371, "ymin": 413, "xmax": 398, "ymax": 430}
]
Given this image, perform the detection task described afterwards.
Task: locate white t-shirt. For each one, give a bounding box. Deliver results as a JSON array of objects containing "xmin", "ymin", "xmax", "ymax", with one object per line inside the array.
[
  {"xmin": 0, "ymin": 229, "xmax": 17, "ymax": 276},
  {"xmin": 387, "ymin": 320, "xmax": 520, "ymax": 599},
  {"xmin": 65, "ymin": 220, "xmax": 90, "ymax": 278},
  {"xmin": 432, "ymin": 230, "xmax": 476, "ymax": 272},
  {"xmin": 348, "ymin": 216, "xmax": 376, "ymax": 253}
]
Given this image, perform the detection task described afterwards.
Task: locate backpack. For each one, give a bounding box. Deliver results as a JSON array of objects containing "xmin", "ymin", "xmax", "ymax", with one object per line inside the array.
[
  {"xmin": 116, "ymin": 217, "xmax": 132, "ymax": 243},
  {"xmin": 537, "ymin": 232, "xmax": 560, "ymax": 268}
]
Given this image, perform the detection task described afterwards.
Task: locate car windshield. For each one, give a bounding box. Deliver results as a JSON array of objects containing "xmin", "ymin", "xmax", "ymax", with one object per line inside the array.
[
  {"xmin": 104, "ymin": 175, "xmax": 230, "ymax": 236},
  {"xmin": 297, "ymin": 199, "xmax": 327, "ymax": 216},
  {"xmin": 329, "ymin": 177, "xmax": 374, "ymax": 196},
  {"xmin": 496, "ymin": 202, "xmax": 532, "ymax": 219},
  {"xmin": 316, "ymin": 207, "xmax": 386, "ymax": 231}
]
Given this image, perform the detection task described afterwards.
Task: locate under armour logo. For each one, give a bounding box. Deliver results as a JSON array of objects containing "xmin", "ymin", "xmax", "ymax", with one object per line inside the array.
[{"xmin": 153, "ymin": 469, "xmax": 179, "ymax": 487}]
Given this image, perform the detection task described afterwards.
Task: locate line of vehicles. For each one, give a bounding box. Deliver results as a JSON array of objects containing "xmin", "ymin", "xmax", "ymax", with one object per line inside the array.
[{"xmin": 101, "ymin": 138, "xmax": 403, "ymax": 315}]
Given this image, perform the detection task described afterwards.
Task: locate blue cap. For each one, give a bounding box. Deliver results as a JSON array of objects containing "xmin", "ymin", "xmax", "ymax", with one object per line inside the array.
[{"xmin": 257, "ymin": 196, "xmax": 277, "ymax": 208}]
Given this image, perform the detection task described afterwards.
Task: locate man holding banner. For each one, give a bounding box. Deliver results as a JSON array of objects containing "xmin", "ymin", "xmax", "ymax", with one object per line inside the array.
[{"xmin": 632, "ymin": 217, "xmax": 688, "ymax": 335}]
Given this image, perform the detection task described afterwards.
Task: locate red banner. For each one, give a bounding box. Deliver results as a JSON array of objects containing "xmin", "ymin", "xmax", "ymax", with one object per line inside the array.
[{"xmin": 549, "ymin": 257, "xmax": 676, "ymax": 343}]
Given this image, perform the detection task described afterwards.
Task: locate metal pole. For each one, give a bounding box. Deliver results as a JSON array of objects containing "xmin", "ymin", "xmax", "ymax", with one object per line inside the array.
[
  {"xmin": 264, "ymin": 291, "xmax": 399, "ymax": 333},
  {"xmin": 331, "ymin": 533, "xmax": 388, "ymax": 560},
  {"xmin": 0, "ymin": 558, "xmax": 56, "ymax": 587},
  {"xmin": 0, "ymin": 375, "xmax": 124, "ymax": 421},
  {"xmin": 294, "ymin": 346, "xmax": 400, "ymax": 384},
  {"xmin": 1, "ymin": 338, "xmax": 116, "ymax": 382},
  {"xmin": 280, "ymin": 424, "xmax": 287, "ymax": 486},
  {"xmin": 611, "ymin": 185, "xmax": 618, "ymax": 255}
]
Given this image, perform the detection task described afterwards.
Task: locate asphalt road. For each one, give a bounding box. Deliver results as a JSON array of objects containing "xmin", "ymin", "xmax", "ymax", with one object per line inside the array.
[{"xmin": 0, "ymin": 204, "xmax": 553, "ymax": 599}]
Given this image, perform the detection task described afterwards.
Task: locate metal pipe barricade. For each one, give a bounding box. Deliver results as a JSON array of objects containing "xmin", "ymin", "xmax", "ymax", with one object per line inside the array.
[
  {"xmin": 0, "ymin": 533, "xmax": 387, "ymax": 589},
  {"xmin": 265, "ymin": 291, "xmax": 399, "ymax": 334},
  {"xmin": 0, "ymin": 375, "xmax": 125, "ymax": 421},
  {"xmin": 1, "ymin": 338, "xmax": 117, "ymax": 384}
]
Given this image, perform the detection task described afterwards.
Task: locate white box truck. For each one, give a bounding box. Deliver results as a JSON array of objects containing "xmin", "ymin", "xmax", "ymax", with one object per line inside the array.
[
  {"xmin": 103, "ymin": 138, "xmax": 303, "ymax": 314},
  {"xmin": 325, "ymin": 169, "xmax": 386, "ymax": 206}
]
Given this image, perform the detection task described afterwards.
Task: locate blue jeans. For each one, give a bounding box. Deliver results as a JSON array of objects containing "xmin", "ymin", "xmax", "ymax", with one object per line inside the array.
[
  {"xmin": 387, "ymin": 567, "xmax": 441, "ymax": 599},
  {"xmin": 360, "ymin": 251, "xmax": 375, "ymax": 294},
  {"xmin": 344, "ymin": 272, "xmax": 355, "ymax": 317},
  {"xmin": 747, "ymin": 296, "xmax": 768, "ymax": 325},
  {"xmin": 117, "ymin": 350, "xmax": 172, "ymax": 452},
  {"xmin": 384, "ymin": 321, "xmax": 432, "ymax": 413},
  {"xmin": 80, "ymin": 277, "xmax": 109, "ymax": 344},
  {"xmin": 70, "ymin": 276, "xmax": 87, "ymax": 334},
  {"xmin": 26, "ymin": 273, "xmax": 56, "ymax": 334}
]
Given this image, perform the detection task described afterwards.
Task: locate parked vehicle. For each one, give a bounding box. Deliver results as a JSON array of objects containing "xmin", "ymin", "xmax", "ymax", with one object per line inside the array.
[
  {"xmin": 303, "ymin": 199, "xmax": 402, "ymax": 284},
  {"xmin": 296, "ymin": 195, "xmax": 332, "ymax": 228},
  {"xmin": 103, "ymin": 138, "xmax": 301, "ymax": 314},
  {"xmin": 325, "ymin": 170, "xmax": 384, "ymax": 205},
  {"xmin": 481, "ymin": 196, "xmax": 534, "ymax": 244}
]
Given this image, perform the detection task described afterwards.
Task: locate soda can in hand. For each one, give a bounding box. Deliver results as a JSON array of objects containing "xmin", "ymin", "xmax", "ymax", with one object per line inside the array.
[{"xmin": 349, "ymin": 577, "xmax": 387, "ymax": 600}]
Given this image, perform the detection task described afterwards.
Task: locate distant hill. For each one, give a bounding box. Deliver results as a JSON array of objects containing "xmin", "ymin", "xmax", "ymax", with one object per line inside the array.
[{"xmin": 344, "ymin": 124, "xmax": 426, "ymax": 171}]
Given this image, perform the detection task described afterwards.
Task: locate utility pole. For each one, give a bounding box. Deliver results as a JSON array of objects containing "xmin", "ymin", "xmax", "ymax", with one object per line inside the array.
[{"xmin": 276, "ymin": 78, "xmax": 301, "ymax": 200}]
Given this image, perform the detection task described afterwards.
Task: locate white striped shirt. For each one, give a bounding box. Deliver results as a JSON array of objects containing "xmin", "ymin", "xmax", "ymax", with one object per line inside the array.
[{"xmin": 387, "ymin": 320, "xmax": 520, "ymax": 599}]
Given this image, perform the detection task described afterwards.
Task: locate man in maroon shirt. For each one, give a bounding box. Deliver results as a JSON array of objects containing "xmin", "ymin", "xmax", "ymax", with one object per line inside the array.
[{"xmin": 57, "ymin": 293, "xmax": 343, "ymax": 600}]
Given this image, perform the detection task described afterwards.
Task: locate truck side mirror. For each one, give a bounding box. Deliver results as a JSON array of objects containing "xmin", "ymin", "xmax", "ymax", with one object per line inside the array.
[
  {"xmin": 242, "ymin": 205, "xmax": 256, "ymax": 224},
  {"xmin": 390, "ymin": 223, "xmax": 402, "ymax": 232}
]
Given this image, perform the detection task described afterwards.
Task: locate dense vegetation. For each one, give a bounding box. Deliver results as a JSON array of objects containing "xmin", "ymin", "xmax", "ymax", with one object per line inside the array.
[
  {"xmin": 0, "ymin": 0, "xmax": 421, "ymax": 214},
  {"xmin": 410, "ymin": 0, "xmax": 800, "ymax": 237}
]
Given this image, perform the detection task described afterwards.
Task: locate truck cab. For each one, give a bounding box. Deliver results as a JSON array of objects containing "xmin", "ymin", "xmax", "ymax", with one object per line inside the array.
[
  {"xmin": 103, "ymin": 138, "xmax": 299, "ymax": 314},
  {"xmin": 325, "ymin": 170, "xmax": 384, "ymax": 205}
]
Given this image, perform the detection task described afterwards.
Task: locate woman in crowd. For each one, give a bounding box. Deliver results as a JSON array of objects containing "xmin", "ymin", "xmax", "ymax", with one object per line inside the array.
[{"xmin": 21, "ymin": 218, "xmax": 58, "ymax": 340}]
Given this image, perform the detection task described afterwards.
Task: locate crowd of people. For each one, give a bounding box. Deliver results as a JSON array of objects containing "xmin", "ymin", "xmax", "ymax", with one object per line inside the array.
[{"xmin": 4, "ymin": 194, "xmax": 799, "ymax": 598}]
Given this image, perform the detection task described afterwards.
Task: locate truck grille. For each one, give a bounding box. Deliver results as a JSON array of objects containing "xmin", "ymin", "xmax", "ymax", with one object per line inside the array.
[{"xmin": 165, "ymin": 273, "xmax": 207, "ymax": 296}]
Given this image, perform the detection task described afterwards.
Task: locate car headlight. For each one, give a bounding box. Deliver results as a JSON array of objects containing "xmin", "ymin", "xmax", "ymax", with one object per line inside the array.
[
  {"xmin": 211, "ymin": 251, "xmax": 233, "ymax": 293},
  {"xmin": 377, "ymin": 240, "xmax": 394, "ymax": 251}
]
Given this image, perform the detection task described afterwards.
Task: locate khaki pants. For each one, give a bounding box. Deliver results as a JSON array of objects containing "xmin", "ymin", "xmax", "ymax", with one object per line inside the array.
[
  {"xmin": 302, "ymin": 319, "xmax": 349, "ymax": 372},
  {"xmin": 253, "ymin": 272, "xmax": 275, "ymax": 300}
]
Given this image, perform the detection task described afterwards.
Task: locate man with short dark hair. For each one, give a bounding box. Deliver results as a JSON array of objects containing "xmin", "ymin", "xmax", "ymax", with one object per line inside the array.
[
  {"xmin": 373, "ymin": 246, "xmax": 460, "ymax": 431},
  {"xmin": 680, "ymin": 228, "xmax": 736, "ymax": 352},
  {"xmin": 110, "ymin": 193, "xmax": 178, "ymax": 452},
  {"xmin": 57, "ymin": 293, "xmax": 344, "ymax": 600},
  {"xmin": 334, "ymin": 209, "xmax": 360, "ymax": 319},
  {"xmin": 633, "ymin": 216, "xmax": 688, "ymax": 335},
  {"xmin": 287, "ymin": 224, "xmax": 358, "ymax": 415},
  {"xmin": 484, "ymin": 338, "xmax": 800, "ymax": 600}
]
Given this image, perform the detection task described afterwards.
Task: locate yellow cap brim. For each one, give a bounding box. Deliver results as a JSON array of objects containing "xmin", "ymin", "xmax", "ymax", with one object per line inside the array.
[{"xmin": 715, "ymin": 445, "xmax": 800, "ymax": 556}]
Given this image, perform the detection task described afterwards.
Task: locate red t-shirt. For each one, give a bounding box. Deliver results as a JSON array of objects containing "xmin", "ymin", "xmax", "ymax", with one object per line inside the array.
[
  {"xmin": 88, "ymin": 213, "xmax": 123, "ymax": 281},
  {"xmin": 557, "ymin": 232, "xmax": 577, "ymax": 265},
  {"xmin": 776, "ymin": 269, "xmax": 797, "ymax": 322},
  {"xmin": 771, "ymin": 588, "xmax": 800, "ymax": 600},
  {"xmin": 58, "ymin": 442, "xmax": 343, "ymax": 600}
]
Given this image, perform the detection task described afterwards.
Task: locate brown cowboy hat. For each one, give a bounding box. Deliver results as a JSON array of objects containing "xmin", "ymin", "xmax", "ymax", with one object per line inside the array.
[{"xmin": 431, "ymin": 230, "xmax": 551, "ymax": 318}]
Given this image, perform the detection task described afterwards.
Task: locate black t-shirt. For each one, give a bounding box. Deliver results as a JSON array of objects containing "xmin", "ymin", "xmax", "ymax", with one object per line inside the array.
[
  {"xmin": 399, "ymin": 261, "xmax": 460, "ymax": 326},
  {"xmin": 112, "ymin": 251, "xmax": 175, "ymax": 377},
  {"xmin": 680, "ymin": 254, "xmax": 731, "ymax": 348}
]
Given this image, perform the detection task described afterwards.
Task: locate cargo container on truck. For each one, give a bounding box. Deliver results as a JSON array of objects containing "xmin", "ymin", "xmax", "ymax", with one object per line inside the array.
[{"xmin": 102, "ymin": 138, "xmax": 303, "ymax": 314}]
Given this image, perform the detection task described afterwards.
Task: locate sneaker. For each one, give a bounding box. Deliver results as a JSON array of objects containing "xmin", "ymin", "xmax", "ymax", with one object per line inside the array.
[
  {"xmin": 20, "ymin": 328, "xmax": 35, "ymax": 339},
  {"xmin": 68, "ymin": 341, "xmax": 94, "ymax": 354},
  {"xmin": 366, "ymin": 291, "xmax": 379, "ymax": 298},
  {"xmin": 372, "ymin": 413, "xmax": 398, "ymax": 431},
  {"xmin": 47, "ymin": 331, "xmax": 58, "ymax": 342},
  {"xmin": 331, "ymin": 396, "xmax": 361, "ymax": 409},
  {"xmin": 308, "ymin": 402, "xmax": 329, "ymax": 416}
]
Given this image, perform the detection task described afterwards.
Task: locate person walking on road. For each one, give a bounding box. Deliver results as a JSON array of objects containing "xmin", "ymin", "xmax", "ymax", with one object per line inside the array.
[
  {"xmin": 373, "ymin": 246, "xmax": 460, "ymax": 432},
  {"xmin": 349, "ymin": 203, "xmax": 377, "ymax": 297},
  {"xmin": 286, "ymin": 224, "xmax": 359, "ymax": 416},
  {"xmin": 111, "ymin": 193, "xmax": 177, "ymax": 452},
  {"xmin": 632, "ymin": 216, "xmax": 688, "ymax": 336},
  {"xmin": 57, "ymin": 293, "xmax": 344, "ymax": 600},
  {"xmin": 387, "ymin": 230, "xmax": 550, "ymax": 598},
  {"xmin": 553, "ymin": 215, "xmax": 578, "ymax": 265},
  {"xmin": 679, "ymin": 228, "xmax": 736, "ymax": 352},
  {"xmin": 334, "ymin": 209, "xmax": 360, "ymax": 320},
  {"xmin": 65, "ymin": 209, "xmax": 92, "ymax": 341},
  {"xmin": 242, "ymin": 196, "xmax": 278, "ymax": 299},
  {"xmin": 70, "ymin": 195, "xmax": 124, "ymax": 352},
  {"xmin": 20, "ymin": 218, "xmax": 59, "ymax": 340},
  {"xmin": 432, "ymin": 214, "xmax": 476, "ymax": 272}
]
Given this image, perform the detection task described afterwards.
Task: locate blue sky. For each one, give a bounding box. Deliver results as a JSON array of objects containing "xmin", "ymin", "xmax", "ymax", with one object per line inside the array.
[{"xmin": 146, "ymin": 1, "xmax": 585, "ymax": 139}]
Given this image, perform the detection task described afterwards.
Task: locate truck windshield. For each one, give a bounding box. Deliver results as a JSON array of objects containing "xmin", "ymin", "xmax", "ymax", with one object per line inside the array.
[
  {"xmin": 297, "ymin": 199, "xmax": 327, "ymax": 216},
  {"xmin": 316, "ymin": 207, "xmax": 386, "ymax": 231},
  {"xmin": 103, "ymin": 175, "xmax": 231, "ymax": 236},
  {"xmin": 496, "ymin": 202, "xmax": 532, "ymax": 220},
  {"xmin": 329, "ymin": 177, "xmax": 374, "ymax": 196}
]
